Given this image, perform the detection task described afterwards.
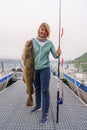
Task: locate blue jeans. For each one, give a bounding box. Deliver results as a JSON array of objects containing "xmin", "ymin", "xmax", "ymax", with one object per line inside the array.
[{"xmin": 34, "ymin": 67, "xmax": 50, "ymax": 116}]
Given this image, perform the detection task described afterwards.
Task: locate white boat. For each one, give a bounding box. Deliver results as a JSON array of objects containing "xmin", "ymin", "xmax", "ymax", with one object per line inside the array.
[
  {"xmin": 64, "ymin": 72, "xmax": 87, "ymax": 104},
  {"xmin": 11, "ymin": 68, "xmax": 23, "ymax": 81},
  {"xmin": 0, "ymin": 60, "xmax": 23, "ymax": 91},
  {"xmin": 0, "ymin": 62, "xmax": 13, "ymax": 91},
  {"xmin": 51, "ymin": 63, "xmax": 87, "ymax": 104},
  {"xmin": 63, "ymin": 64, "xmax": 87, "ymax": 104}
]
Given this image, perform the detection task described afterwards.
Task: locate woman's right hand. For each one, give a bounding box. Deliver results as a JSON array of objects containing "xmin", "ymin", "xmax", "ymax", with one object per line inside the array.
[{"xmin": 56, "ymin": 47, "xmax": 62, "ymax": 56}]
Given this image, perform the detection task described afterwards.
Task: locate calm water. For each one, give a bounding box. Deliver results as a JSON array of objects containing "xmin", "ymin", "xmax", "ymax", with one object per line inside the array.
[{"xmin": 0, "ymin": 59, "xmax": 22, "ymax": 72}]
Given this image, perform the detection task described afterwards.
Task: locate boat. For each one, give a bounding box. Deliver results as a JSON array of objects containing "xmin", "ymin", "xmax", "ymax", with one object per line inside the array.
[
  {"xmin": 51, "ymin": 62, "xmax": 87, "ymax": 104},
  {"xmin": 0, "ymin": 62, "xmax": 13, "ymax": 91},
  {"xmin": 64, "ymin": 72, "xmax": 87, "ymax": 104},
  {"xmin": 11, "ymin": 68, "xmax": 23, "ymax": 81},
  {"xmin": 63, "ymin": 64, "xmax": 87, "ymax": 104},
  {"xmin": 0, "ymin": 60, "xmax": 23, "ymax": 91}
]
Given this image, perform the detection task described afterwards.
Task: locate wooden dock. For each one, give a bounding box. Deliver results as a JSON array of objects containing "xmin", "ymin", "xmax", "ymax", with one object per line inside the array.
[{"xmin": 0, "ymin": 74, "xmax": 87, "ymax": 130}]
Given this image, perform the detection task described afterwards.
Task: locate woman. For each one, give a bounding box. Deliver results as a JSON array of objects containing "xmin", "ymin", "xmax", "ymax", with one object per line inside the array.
[{"xmin": 28, "ymin": 23, "xmax": 61, "ymax": 125}]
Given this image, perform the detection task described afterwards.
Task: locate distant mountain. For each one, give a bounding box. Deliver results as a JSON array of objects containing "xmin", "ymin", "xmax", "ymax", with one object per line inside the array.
[
  {"xmin": 70, "ymin": 52, "xmax": 87, "ymax": 72},
  {"xmin": 71, "ymin": 52, "xmax": 87, "ymax": 63}
]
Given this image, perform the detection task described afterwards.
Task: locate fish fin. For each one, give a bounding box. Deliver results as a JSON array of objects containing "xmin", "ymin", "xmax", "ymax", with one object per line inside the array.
[
  {"xmin": 26, "ymin": 95, "xmax": 33, "ymax": 106},
  {"xmin": 31, "ymin": 85, "xmax": 34, "ymax": 94},
  {"xmin": 26, "ymin": 84, "xmax": 34, "ymax": 94},
  {"xmin": 23, "ymin": 76, "xmax": 26, "ymax": 83}
]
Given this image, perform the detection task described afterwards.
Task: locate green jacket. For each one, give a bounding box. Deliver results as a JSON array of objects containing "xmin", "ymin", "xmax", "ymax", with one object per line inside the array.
[{"xmin": 32, "ymin": 38, "xmax": 58, "ymax": 70}]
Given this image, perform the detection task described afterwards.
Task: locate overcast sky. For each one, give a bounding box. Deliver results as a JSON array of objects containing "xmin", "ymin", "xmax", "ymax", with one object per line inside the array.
[{"xmin": 0, "ymin": 0, "xmax": 87, "ymax": 60}]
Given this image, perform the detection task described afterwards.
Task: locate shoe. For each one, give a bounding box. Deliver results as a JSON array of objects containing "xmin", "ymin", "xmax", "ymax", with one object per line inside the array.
[
  {"xmin": 31, "ymin": 106, "xmax": 41, "ymax": 113},
  {"xmin": 40, "ymin": 116, "xmax": 47, "ymax": 125}
]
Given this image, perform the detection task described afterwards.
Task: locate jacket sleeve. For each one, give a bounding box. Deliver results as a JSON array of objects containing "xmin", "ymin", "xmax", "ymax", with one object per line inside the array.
[{"xmin": 50, "ymin": 42, "xmax": 59, "ymax": 58}]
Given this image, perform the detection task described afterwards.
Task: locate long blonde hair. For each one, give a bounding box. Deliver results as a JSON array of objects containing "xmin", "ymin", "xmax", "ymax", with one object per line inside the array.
[{"xmin": 38, "ymin": 22, "xmax": 50, "ymax": 38}]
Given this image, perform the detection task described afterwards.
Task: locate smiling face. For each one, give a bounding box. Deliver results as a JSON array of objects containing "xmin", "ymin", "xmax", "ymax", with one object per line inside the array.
[
  {"xmin": 38, "ymin": 23, "xmax": 50, "ymax": 38},
  {"xmin": 38, "ymin": 25, "xmax": 48, "ymax": 38}
]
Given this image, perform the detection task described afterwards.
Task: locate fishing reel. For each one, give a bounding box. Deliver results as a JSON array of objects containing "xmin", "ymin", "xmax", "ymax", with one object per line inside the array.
[{"xmin": 57, "ymin": 97, "xmax": 64, "ymax": 105}]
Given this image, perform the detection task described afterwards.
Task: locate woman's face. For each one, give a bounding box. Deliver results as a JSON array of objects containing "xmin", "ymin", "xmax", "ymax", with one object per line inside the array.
[{"xmin": 38, "ymin": 25, "xmax": 48, "ymax": 38}]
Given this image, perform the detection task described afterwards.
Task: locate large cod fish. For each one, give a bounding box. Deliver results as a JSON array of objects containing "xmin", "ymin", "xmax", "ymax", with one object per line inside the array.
[{"xmin": 22, "ymin": 40, "xmax": 34, "ymax": 106}]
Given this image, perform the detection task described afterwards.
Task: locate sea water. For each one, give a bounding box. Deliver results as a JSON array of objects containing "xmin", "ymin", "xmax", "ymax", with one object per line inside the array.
[{"xmin": 0, "ymin": 59, "xmax": 22, "ymax": 72}]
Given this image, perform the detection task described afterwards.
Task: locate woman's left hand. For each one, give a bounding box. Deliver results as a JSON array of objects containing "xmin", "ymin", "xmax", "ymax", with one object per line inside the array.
[{"xmin": 56, "ymin": 48, "xmax": 62, "ymax": 56}]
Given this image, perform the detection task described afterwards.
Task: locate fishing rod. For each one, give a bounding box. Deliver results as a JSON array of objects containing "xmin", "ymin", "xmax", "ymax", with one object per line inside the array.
[
  {"xmin": 56, "ymin": 0, "xmax": 62, "ymax": 123},
  {"xmin": 58, "ymin": 0, "xmax": 62, "ymax": 77}
]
